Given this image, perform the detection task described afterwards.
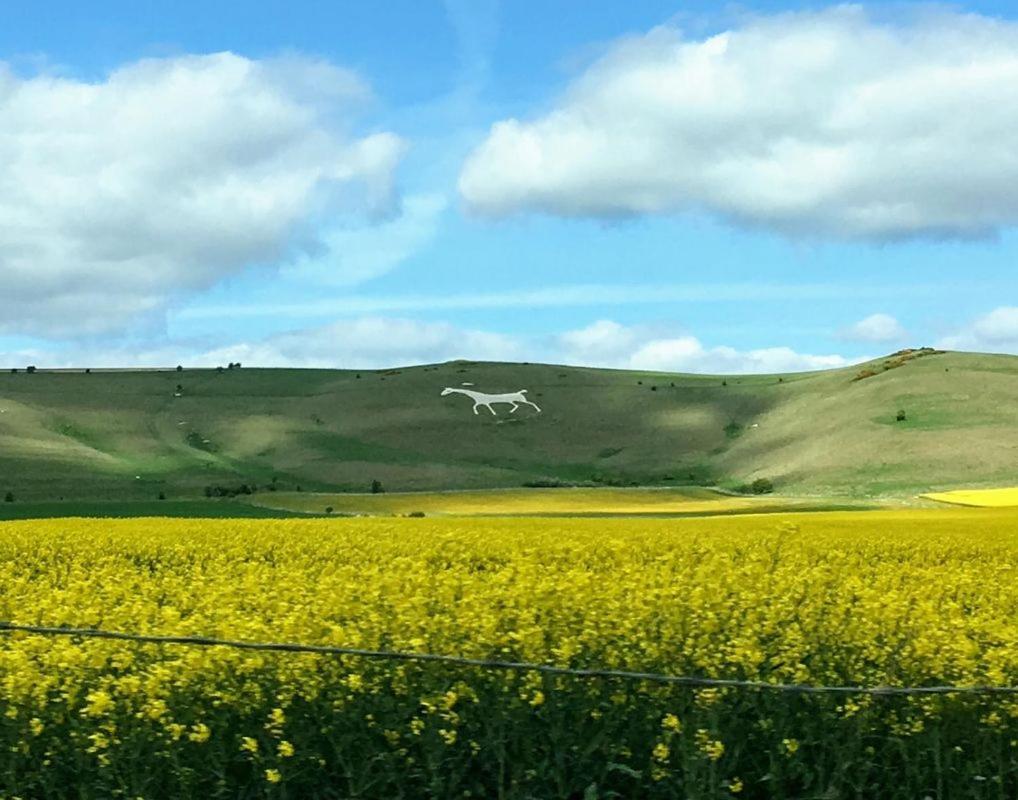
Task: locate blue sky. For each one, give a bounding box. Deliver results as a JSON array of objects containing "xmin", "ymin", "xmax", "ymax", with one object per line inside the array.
[{"xmin": 2, "ymin": 1, "xmax": 1018, "ymax": 372}]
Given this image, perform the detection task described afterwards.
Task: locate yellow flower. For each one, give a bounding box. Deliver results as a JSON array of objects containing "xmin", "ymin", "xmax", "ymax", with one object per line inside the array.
[
  {"xmin": 729, "ymin": 777, "xmax": 744, "ymax": 794},
  {"xmin": 188, "ymin": 724, "xmax": 211, "ymax": 743},
  {"xmin": 439, "ymin": 728, "xmax": 457, "ymax": 746},
  {"xmin": 696, "ymin": 729, "xmax": 725, "ymax": 761},
  {"xmin": 652, "ymin": 742, "xmax": 670, "ymax": 761},
  {"xmin": 661, "ymin": 713, "xmax": 682, "ymax": 732},
  {"xmin": 277, "ymin": 740, "xmax": 294, "ymax": 758},
  {"xmin": 82, "ymin": 690, "xmax": 114, "ymax": 718},
  {"xmin": 240, "ymin": 737, "xmax": 259, "ymax": 754},
  {"xmin": 264, "ymin": 769, "xmax": 282, "ymax": 784},
  {"xmin": 529, "ymin": 691, "xmax": 545, "ymax": 707},
  {"xmin": 782, "ymin": 738, "xmax": 800, "ymax": 756}
]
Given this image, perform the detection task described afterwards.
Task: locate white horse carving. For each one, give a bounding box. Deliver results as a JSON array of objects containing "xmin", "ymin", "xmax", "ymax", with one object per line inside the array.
[{"xmin": 441, "ymin": 387, "xmax": 541, "ymax": 416}]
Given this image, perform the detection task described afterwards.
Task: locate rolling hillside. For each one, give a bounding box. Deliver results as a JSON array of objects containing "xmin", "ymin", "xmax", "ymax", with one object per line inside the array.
[{"xmin": 0, "ymin": 349, "xmax": 1016, "ymax": 503}]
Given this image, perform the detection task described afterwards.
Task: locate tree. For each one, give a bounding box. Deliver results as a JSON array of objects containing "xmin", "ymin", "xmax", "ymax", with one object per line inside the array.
[
  {"xmin": 896, "ymin": 409, "xmax": 907, "ymax": 422},
  {"xmin": 26, "ymin": 366, "xmax": 36, "ymax": 374},
  {"xmin": 158, "ymin": 491, "xmax": 166, "ymax": 500},
  {"xmin": 750, "ymin": 477, "xmax": 774, "ymax": 495},
  {"xmin": 325, "ymin": 506, "xmax": 334, "ymax": 514},
  {"xmin": 176, "ymin": 365, "xmax": 183, "ymax": 372},
  {"xmin": 3, "ymin": 491, "xmax": 12, "ymax": 503},
  {"xmin": 371, "ymin": 479, "xmax": 385, "ymax": 494}
]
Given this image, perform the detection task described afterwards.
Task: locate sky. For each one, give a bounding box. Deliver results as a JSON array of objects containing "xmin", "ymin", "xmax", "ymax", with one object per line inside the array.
[{"xmin": 2, "ymin": 1, "xmax": 1018, "ymax": 373}]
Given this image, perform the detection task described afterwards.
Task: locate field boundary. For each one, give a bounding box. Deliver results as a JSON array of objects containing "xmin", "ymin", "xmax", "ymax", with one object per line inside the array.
[{"xmin": 1, "ymin": 621, "xmax": 1015, "ymax": 697}]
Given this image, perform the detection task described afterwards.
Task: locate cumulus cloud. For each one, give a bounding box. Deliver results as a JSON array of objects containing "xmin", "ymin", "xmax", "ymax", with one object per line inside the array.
[
  {"xmin": 555, "ymin": 319, "xmax": 643, "ymax": 364},
  {"xmin": 841, "ymin": 313, "xmax": 906, "ymax": 343},
  {"xmin": 460, "ymin": 6, "xmax": 1018, "ymax": 240},
  {"xmin": 2, "ymin": 317, "xmax": 855, "ymax": 374},
  {"xmin": 197, "ymin": 317, "xmax": 522, "ymax": 368},
  {"xmin": 0, "ymin": 317, "xmax": 521, "ymax": 370},
  {"xmin": 0, "ymin": 53, "xmax": 405, "ymax": 335},
  {"xmin": 938, "ymin": 306, "xmax": 1018, "ymax": 353},
  {"xmin": 556, "ymin": 320, "xmax": 852, "ymax": 374}
]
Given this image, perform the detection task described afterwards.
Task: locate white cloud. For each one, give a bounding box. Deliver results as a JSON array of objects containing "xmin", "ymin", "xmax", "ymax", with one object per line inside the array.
[
  {"xmin": 282, "ymin": 193, "xmax": 447, "ymax": 286},
  {"xmin": 556, "ymin": 319, "xmax": 852, "ymax": 374},
  {"xmin": 938, "ymin": 306, "xmax": 1018, "ymax": 353},
  {"xmin": 841, "ymin": 313, "xmax": 906, "ymax": 343},
  {"xmin": 197, "ymin": 317, "xmax": 522, "ymax": 368},
  {"xmin": 460, "ymin": 7, "xmax": 1018, "ymax": 240},
  {"xmin": 2, "ymin": 316, "xmax": 854, "ymax": 375},
  {"xmin": 0, "ymin": 52, "xmax": 405, "ymax": 335},
  {"xmin": 556, "ymin": 319, "xmax": 642, "ymax": 364}
]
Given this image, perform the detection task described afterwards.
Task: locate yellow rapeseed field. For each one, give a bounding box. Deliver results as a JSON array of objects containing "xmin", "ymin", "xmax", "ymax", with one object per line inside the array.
[
  {"xmin": 923, "ymin": 486, "xmax": 1018, "ymax": 507},
  {"xmin": 0, "ymin": 511, "xmax": 1014, "ymax": 798}
]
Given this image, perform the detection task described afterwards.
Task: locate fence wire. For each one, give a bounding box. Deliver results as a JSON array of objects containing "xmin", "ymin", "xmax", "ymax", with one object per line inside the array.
[{"xmin": 0, "ymin": 620, "xmax": 1015, "ymax": 696}]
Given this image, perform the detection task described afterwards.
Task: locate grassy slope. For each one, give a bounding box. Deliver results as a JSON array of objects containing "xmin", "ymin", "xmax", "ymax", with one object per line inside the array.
[{"xmin": 0, "ymin": 350, "xmax": 1015, "ymax": 502}]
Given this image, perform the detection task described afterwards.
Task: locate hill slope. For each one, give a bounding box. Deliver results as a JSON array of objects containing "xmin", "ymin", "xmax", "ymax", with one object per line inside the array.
[{"xmin": 0, "ymin": 350, "xmax": 1015, "ymax": 501}]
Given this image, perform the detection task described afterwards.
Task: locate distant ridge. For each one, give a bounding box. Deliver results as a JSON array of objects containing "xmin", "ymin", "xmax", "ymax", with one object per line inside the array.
[{"xmin": 1, "ymin": 350, "xmax": 1016, "ymax": 502}]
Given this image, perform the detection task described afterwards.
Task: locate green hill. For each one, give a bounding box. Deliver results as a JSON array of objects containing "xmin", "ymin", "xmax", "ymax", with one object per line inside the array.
[{"xmin": 1, "ymin": 349, "xmax": 1016, "ymax": 503}]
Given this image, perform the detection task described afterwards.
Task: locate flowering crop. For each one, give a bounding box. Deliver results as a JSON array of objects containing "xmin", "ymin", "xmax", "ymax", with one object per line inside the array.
[
  {"xmin": 923, "ymin": 487, "xmax": 1018, "ymax": 507},
  {"xmin": 0, "ymin": 511, "xmax": 1014, "ymax": 797}
]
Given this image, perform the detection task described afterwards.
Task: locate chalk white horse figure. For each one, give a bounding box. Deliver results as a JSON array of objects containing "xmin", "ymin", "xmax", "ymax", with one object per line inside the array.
[{"xmin": 441, "ymin": 387, "xmax": 541, "ymax": 416}]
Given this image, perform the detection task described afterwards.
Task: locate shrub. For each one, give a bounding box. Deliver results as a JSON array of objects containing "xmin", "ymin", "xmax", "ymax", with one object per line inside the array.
[
  {"xmin": 852, "ymin": 368, "xmax": 878, "ymax": 382},
  {"xmin": 203, "ymin": 483, "xmax": 256, "ymax": 499},
  {"xmin": 158, "ymin": 492, "xmax": 166, "ymax": 501},
  {"xmin": 371, "ymin": 479, "xmax": 385, "ymax": 494},
  {"xmin": 3, "ymin": 492, "xmax": 12, "ymax": 503},
  {"xmin": 406, "ymin": 511, "xmax": 426, "ymax": 518},
  {"xmin": 896, "ymin": 409, "xmax": 907, "ymax": 422},
  {"xmin": 751, "ymin": 477, "xmax": 774, "ymax": 494},
  {"xmin": 522, "ymin": 478, "xmax": 569, "ymax": 488}
]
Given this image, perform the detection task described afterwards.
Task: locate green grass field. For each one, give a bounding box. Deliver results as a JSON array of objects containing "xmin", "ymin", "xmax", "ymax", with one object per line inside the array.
[
  {"xmin": 0, "ymin": 499, "xmax": 307, "ymax": 520},
  {"xmin": 246, "ymin": 486, "xmax": 872, "ymax": 517},
  {"xmin": 2, "ymin": 349, "xmax": 1017, "ymax": 510}
]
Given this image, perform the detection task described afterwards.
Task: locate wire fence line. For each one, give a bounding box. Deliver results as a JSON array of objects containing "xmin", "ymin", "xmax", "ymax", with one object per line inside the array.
[{"xmin": 0, "ymin": 620, "xmax": 1016, "ymax": 697}]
